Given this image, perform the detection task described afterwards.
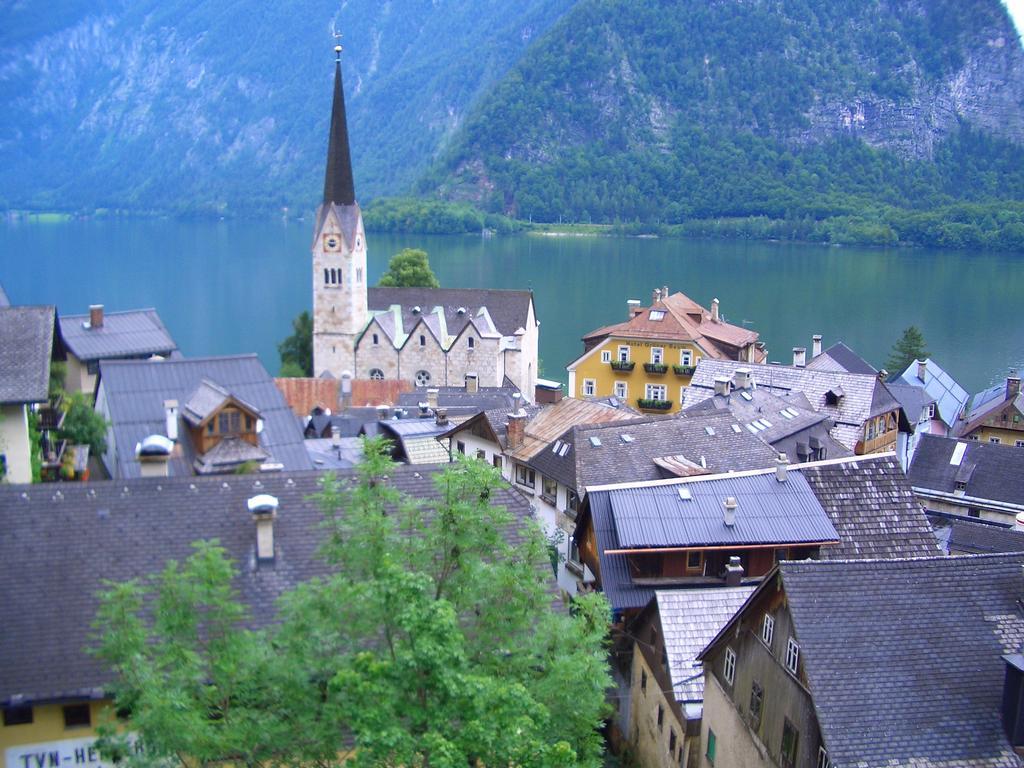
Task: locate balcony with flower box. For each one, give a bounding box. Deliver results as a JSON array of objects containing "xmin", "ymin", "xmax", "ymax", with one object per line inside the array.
[
  {"xmin": 643, "ymin": 363, "xmax": 668, "ymax": 375},
  {"xmin": 610, "ymin": 360, "xmax": 636, "ymax": 372},
  {"xmin": 673, "ymin": 364, "xmax": 696, "ymax": 377},
  {"xmin": 637, "ymin": 398, "xmax": 673, "ymax": 411}
]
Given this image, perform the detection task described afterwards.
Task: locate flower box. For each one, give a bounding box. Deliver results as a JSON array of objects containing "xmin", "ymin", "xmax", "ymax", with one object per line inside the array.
[
  {"xmin": 673, "ymin": 364, "xmax": 696, "ymax": 376},
  {"xmin": 643, "ymin": 363, "xmax": 668, "ymax": 374},
  {"xmin": 637, "ymin": 398, "xmax": 673, "ymax": 411},
  {"xmin": 610, "ymin": 360, "xmax": 635, "ymax": 372}
]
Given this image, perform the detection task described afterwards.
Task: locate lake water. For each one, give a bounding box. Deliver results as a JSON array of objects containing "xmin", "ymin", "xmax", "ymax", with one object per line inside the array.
[{"xmin": 1, "ymin": 218, "xmax": 1021, "ymax": 395}]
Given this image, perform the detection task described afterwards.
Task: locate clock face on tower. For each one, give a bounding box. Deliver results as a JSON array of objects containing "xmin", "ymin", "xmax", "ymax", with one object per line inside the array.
[{"xmin": 324, "ymin": 234, "xmax": 341, "ymax": 252}]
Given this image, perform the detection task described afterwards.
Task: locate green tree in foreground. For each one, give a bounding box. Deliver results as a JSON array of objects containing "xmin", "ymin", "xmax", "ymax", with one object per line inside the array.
[
  {"xmin": 378, "ymin": 248, "xmax": 440, "ymax": 288},
  {"xmin": 93, "ymin": 438, "xmax": 611, "ymax": 767},
  {"xmin": 885, "ymin": 325, "xmax": 929, "ymax": 375},
  {"xmin": 277, "ymin": 310, "xmax": 312, "ymax": 376},
  {"xmin": 59, "ymin": 391, "xmax": 109, "ymax": 456}
]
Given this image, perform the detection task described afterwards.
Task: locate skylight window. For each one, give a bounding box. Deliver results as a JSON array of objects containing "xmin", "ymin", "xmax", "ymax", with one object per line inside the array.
[
  {"xmin": 589, "ymin": 436, "xmax": 602, "ymax": 447},
  {"xmin": 621, "ymin": 434, "xmax": 634, "ymax": 443},
  {"xmin": 760, "ymin": 418, "xmax": 773, "ymax": 427},
  {"xmin": 551, "ymin": 440, "xmax": 563, "ymax": 454},
  {"xmin": 740, "ymin": 391, "xmax": 753, "ymax": 401},
  {"xmin": 649, "ymin": 310, "xmax": 666, "ymax": 321},
  {"xmin": 746, "ymin": 424, "xmax": 759, "ymax": 435},
  {"xmin": 731, "ymin": 424, "xmax": 742, "ymax": 433},
  {"xmin": 705, "ymin": 426, "xmax": 716, "ymax": 436},
  {"xmin": 950, "ymin": 442, "xmax": 968, "ymax": 466},
  {"xmin": 677, "ymin": 486, "xmax": 693, "ymax": 501},
  {"xmin": 558, "ymin": 443, "xmax": 570, "ymax": 457},
  {"xmin": 780, "ymin": 409, "xmax": 795, "ymax": 419}
]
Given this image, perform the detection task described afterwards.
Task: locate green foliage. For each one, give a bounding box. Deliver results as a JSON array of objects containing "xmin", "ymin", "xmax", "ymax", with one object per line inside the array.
[
  {"xmin": 59, "ymin": 391, "xmax": 109, "ymax": 456},
  {"xmin": 378, "ymin": 248, "xmax": 441, "ymax": 288},
  {"xmin": 277, "ymin": 311, "xmax": 312, "ymax": 377},
  {"xmin": 27, "ymin": 410, "xmax": 41, "ymax": 483},
  {"xmin": 93, "ymin": 437, "xmax": 611, "ymax": 768},
  {"xmin": 365, "ymin": 197, "xmax": 522, "ymax": 235},
  {"xmin": 886, "ymin": 326, "xmax": 929, "ymax": 375}
]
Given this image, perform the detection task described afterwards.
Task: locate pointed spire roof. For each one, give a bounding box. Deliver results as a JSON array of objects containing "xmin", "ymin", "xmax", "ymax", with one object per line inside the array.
[{"xmin": 323, "ymin": 46, "xmax": 356, "ymax": 207}]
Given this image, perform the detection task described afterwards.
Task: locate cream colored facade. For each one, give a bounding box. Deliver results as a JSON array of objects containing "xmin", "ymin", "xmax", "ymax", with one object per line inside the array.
[
  {"xmin": 63, "ymin": 354, "xmax": 96, "ymax": 397},
  {"xmin": 1, "ymin": 701, "xmax": 112, "ymax": 768},
  {"xmin": 568, "ymin": 338, "xmax": 702, "ymax": 414},
  {"xmin": 0, "ymin": 403, "xmax": 31, "ymax": 484},
  {"xmin": 700, "ymin": 674, "xmax": 770, "ymax": 768},
  {"xmin": 630, "ymin": 649, "xmax": 693, "ymax": 768}
]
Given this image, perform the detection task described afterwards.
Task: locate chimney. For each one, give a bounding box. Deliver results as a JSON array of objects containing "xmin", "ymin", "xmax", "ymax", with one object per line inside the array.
[
  {"xmin": 733, "ymin": 367, "xmax": 753, "ymax": 390},
  {"xmin": 376, "ymin": 404, "xmax": 389, "ymax": 421},
  {"xmin": 427, "ymin": 388, "xmax": 440, "ymax": 409},
  {"xmin": 247, "ymin": 494, "xmax": 279, "ymax": 563},
  {"xmin": 711, "ymin": 298, "xmax": 720, "ymax": 323},
  {"xmin": 164, "ymin": 400, "xmax": 179, "ymax": 442},
  {"xmin": 714, "ymin": 376, "xmax": 731, "ymax": 397},
  {"xmin": 88, "ymin": 304, "xmax": 104, "ymax": 329},
  {"xmin": 1008, "ymin": 376, "xmax": 1021, "ymax": 401},
  {"xmin": 465, "ymin": 374, "xmax": 478, "ymax": 394},
  {"xmin": 340, "ymin": 372, "xmax": 352, "ymax": 409},
  {"xmin": 418, "ymin": 402, "xmax": 430, "ymax": 418},
  {"xmin": 792, "ymin": 347, "xmax": 806, "ymax": 368},
  {"xmin": 725, "ymin": 555, "xmax": 744, "ymax": 587},
  {"xmin": 723, "ymin": 496, "xmax": 737, "ymax": 527},
  {"xmin": 136, "ymin": 435, "xmax": 173, "ymax": 478},
  {"xmin": 331, "ymin": 425, "xmax": 341, "ymax": 447},
  {"xmin": 627, "ymin": 299, "xmax": 642, "ymax": 318},
  {"xmin": 917, "ymin": 360, "xmax": 927, "ymax": 382},
  {"xmin": 662, "ymin": 285, "xmax": 669, "ymax": 299},
  {"xmin": 776, "ymin": 453, "xmax": 789, "ymax": 481},
  {"xmin": 812, "ymin": 334, "xmax": 822, "ymax": 358},
  {"xmin": 878, "ymin": 369, "xmax": 888, "ymax": 382},
  {"xmin": 653, "ymin": 288, "xmax": 662, "ymax": 304},
  {"xmin": 435, "ymin": 408, "xmax": 449, "ymax": 427},
  {"xmin": 506, "ymin": 410, "xmax": 527, "ymax": 450}
]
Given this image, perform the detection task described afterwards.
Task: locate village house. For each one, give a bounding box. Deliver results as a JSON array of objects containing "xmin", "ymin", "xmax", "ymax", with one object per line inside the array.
[
  {"xmin": 96, "ymin": 355, "xmax": 312, "ymax": 478},
  {"xmin": 956, "ymin": 374, "xmax": 1024, "ymax": 445},
  {"xmin": 311, "ymin": 48, "xmax": 539, "ymax": 396},
  {"xmin": 908, "ymin": 434, "xmax": 1024, "ymax": 525},
  {"xmin": 567, "ymin": 290, "xmax": 765, "ymax": 415},
  {"xmin": 58, "ymin": 304, "xmax": 177, "ymax": 396},
  {"xmin": 889, "ymin": 357, "xmax": 970, "ymax": 464},
  {"xmin": 697, "ymin": 554, "xmax": 1024, "ymax": 768},
  {"xmin": 931, "ymin": 514, "xmax": 1024, "ymax": 555},
  {"xmin": 684, "ymin": 361, "xmax": 909, "ymax": 457},
  {"xmin": 0, "ymin": 466, "xmax": 536, "ymax": 765},
  {"xmin": 0, "ymin": 305, "xmax": 66, "ymax": 484}
]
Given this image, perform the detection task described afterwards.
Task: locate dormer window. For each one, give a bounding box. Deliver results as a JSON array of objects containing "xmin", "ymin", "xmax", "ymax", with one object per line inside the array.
[
  {"xmin": 649, "ymin": 310, "xmax": 666, "ymax": 321},
  {"xmin": 218, "ymin": 411, "xmax": 242, "ymax": 435}
]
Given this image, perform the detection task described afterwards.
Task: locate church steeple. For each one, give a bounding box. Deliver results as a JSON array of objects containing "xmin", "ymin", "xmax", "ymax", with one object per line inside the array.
[{"xmin": 323, "ymin": 45, "xmax": 356, "ymax": 206}]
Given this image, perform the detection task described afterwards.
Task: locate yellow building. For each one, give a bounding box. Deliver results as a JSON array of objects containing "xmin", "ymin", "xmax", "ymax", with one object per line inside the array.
[
  {"xmin": 958, "ymin": 376, "xmax": 1024, "ymax": 447},
  {"xmin": 567, "ymin": 289, "xmax": 764, "ymax": 414}
]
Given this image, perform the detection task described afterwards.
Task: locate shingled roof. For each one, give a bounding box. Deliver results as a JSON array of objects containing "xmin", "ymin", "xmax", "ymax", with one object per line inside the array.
[
  {"xmin": 98, "ymin": 355, "xmax": 312, "ymax": 478},
  {"xmin": 0, "ymin": 466, "xmax": 535, "ymax": 707},
  {"xmin": 0, "ymin": 305, "xmax": 57, "ymax": 404},
  {"xmin": 930, "ymin": 514, "xmax": 1024, "ymax": 555},
  {"xmin": 59, "ymin": 308, "xmax": 177, "ymax": 362},
  {"xmin": 769, "ymin": 555, "xmax": 1024, "ymax": 767},
  {"xmin": 806, "ymin": 341, "xmax": 877, "ymax": 375},
  {"xmin": 908, "ymin": 434, "xmax": 1024, "ymax": 512},
  {"xmin": 894, "ymin": 358, "xmax": 969, "ymax": 427},
  {"xmin": 367, "ymin": 287, "xmax": 534, "ymax": 343}
]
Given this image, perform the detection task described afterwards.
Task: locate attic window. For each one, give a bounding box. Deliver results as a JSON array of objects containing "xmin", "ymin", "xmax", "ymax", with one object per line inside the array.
[
  {"xmin": 552, "ymin": 440, "xmax": 564, "ymax": 454},
  {"xmin": 218, "ymin": 411, "xmax": 242, "ymax": 434},
  {"xmin": 955, "ymin": 480, "xmax": 968, "ymax": 492},
  {"xmin": 589, "ymin": 436, "xmax": 602, "ymax": 447},
  {"xmin": 621, "ymin": 434, "xmax": 634, "ymax": 443},
  {"xmin": 649, "ymin": 310, "xmax": 666, "ymax": 321},
  {"xmin": 825, "ymin": 387, "xmax": 845, "ymax": 405},
  {"xmin": 705, "ymin": 426, "xmax": 716, "ymax": 436},
  {"xmin": 677, "ymin": 486, "xmax": 692, "ymax": 501},
  {"xmin": 731, "ymin": 424, "xmax": 742, "ymax": 433},
  {"xmin": 558, "ymin": 443, "xmax": 570, "ymax": 457},
  {"xmin": 740, "ymin": 391, "xmax": 753, "ymax": 401}
]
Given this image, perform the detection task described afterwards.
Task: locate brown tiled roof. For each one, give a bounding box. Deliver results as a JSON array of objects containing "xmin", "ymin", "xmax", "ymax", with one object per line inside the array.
[
  {"xmin": 579, "ymin": 292, "xmax": 758, "ymax": 359},
  {"xmin": 506, "ymin": 398, "xmax": 637, "ymax": 462},
  {"xmin": 275, "ymin": 377, "xmax": 341, "ymax": 417}
]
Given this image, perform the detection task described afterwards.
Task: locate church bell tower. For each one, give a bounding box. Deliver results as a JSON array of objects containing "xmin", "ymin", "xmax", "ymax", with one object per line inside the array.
[{"xmin": 312, "ymin": 43, "xmax": 368, "ymax": 378}]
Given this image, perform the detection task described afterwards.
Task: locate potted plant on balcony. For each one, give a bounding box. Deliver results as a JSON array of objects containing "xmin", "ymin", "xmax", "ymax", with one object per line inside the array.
[
  {"xmin": 610, "ymin": 360, "xmax": 635, "ymax": 371},
  {"xmin": 643, "ymin": 363, "xmax": 668, "ymax": 374},
  {"xmin": 673, "ymin": 364, "xmax": 696, "ymax": 376},
  {"xmin": 637, "ymin": 398, "xmax": 673, "ymax": 411}
]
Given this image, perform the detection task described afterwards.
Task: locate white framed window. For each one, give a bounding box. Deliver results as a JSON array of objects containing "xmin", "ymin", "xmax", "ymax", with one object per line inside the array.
[
  {"xmin": 515, "ymin": 464, "xmax": 535, "ymax": 488},
  {"xmin": 617, "ymin": 345, "xmax": 630, "ymax": 362},
  {"xmin": 601, "ymin": 350, "xmax": 612, "ymax": 363},
  {"xmin": 927, "ymin": 403, "xmax": 936, "ymax": 419},
  {"xmin": 582, "ymin": 379, "xmax": 596, "ymax": 396},
  {"xmin": 680, "ymin": 349, "xmax": 692, "ymax": 366},
  {"xmin": 723, "ymin": 647, "xmax": 736, "ymax": 685},
  {"xmin": 415, "ymin": 370, "xmax": 431, "ymax": 386},
  {"xmin": 614, "ymin": 381, "xmax": 628, "ymax": 398},
  {"xmin": 817, "ymin": 747, "xmax": 830, "ymax": 768},
  {"xmin": 761, "ymin": 613, "xmax": 774, "ymax": 647},
  {"xmin": 542, "ymin": 476, "xmax": 557, "ymax": 502},
  {"xmin": 785, "ymin": 637, "xmax": 800, "ymax": 674},
  {"xmin": 645, "ymin": 384, "xmax": 667, "ymax": 400},
  {"xmin": 651, "ymin": 347, "xmax": 664, "ymax": 364}
]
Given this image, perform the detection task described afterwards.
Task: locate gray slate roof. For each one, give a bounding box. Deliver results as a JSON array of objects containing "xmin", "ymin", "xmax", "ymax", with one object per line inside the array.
[
  {"xmin": 656, "ymin": 587, "xmax": 755, "ymax": 705},
  {"xmin": 806, "ymin": 341, "xmax": 877, "ymax": 375},
  {"xmin": 0, "ymin": 306, "xmax": 56, "ymax": 404},
  {"xmin": 99, "ymin": 355, "xmax": 313, "ymax": 478},
  {"xmin": 894, "ymin": 358, "xmax": 969, "ymax": 426},
  {"xmin": 908, "ymin": 434, "xmax": 1024, "ymax": 508},
  {"xmin": 529, "ymin": 410, "xmax": 780, "ymax": 491},
  {"xmin": 779, "ymin": 555, "xmax": 1024, "ymax": 768},
  {"xmin": 396, "ymin": 385, "xmax": 522, "ymax": 415},
  {"xmin": 0, "ymin": 466, "xmax": 535, "ymax": 706},
  {"xmin": 59, "ymin": 309, "xmax": 177, "ymax": 362},
  {"xmin": 928, "ymin": 513, "xmax": 1024, "ymax": 555},
  {"xmin": 368, "ymin": 287, "xmax": 534, "ymax": 339},
  {"xmin": 885, "ymin": 382, "xmax": 931, "ymax": 424},
  {"xmin": 685, "ymin": 360, "xmax": 901, "ymax": 450}
]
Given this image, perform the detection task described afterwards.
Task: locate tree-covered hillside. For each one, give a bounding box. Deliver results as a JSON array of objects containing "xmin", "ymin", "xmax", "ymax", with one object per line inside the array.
[
  {"xmin": 424, "ymin": 0, "xmax": 1024, "ymax": 243},
  {"xmin": 0, "ymin": 0, "xmax": 573, "ymax": 215}
]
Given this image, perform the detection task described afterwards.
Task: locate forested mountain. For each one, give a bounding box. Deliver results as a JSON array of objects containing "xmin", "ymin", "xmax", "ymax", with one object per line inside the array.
[
  {"xmin": 0, "ymin": 0, "xmax": 573, "ymax": 215},
  {"xmin": 423, "ymin": 0, "xmax": 1024, "ymax": 243}
]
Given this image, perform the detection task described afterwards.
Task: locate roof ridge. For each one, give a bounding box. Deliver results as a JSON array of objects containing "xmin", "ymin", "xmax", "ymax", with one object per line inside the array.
[{"xmin": 783, "ymin": 551, "xmax": 1024, "ymax": 566}]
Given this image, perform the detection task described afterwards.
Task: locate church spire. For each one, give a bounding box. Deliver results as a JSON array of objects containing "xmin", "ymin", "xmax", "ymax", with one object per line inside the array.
[{"xmin": 322, "ymin": 44, "xmax": 356, "ymax": 207}]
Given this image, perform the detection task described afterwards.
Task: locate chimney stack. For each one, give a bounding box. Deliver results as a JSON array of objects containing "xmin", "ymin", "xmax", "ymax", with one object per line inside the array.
[
  {"xmin": 435, "ymin": 408, "xmax": 449, "ymax": 427},
  {"xmin": 711, "ymin": 298, "xmax": 720, "ymax": 323},
  {"xmin": 136, "ymin": 435, "xmax": 173, "ymax": 478},
  {"xmin": 653, "ymin": 288, "xmax": 662, "ymax": 304},
  {"xmin": 725, "ymin": 555, "xmax": 744, "ymax": 587},
  {"xmin": 662, "ymin": 285, "xmax": 669, "ymax": 299},
  {"xmin": 627, "ymin": 299, "xmax": 642, "ymax": 318},
  {"xmin": 88, "ymin": 304, "xmax": 104, "ymax": 329},
  {"xmin": 506, "ymin": 410, "xmax": 527, "ymax": 450},
  {"xmin": 776, "ymin": 453, "xmax": 789, "ymax": 482},
  {"xmin": 164, "ymin": 400, "xmax": 179, "ymax": 441},
  {"xmin": 733, "ymin": 367, "xmax": 753, "ymax": 390},
  {"xmin": 792, "ymin": 347, "xmax": 807, "ymax": 368},
  {"xmin": 812, "ymin": 334, "xmax": 822, "ymax": 358},
  {"xmin": 331, "ymin": 424, "xmax": 341, "ymax": 448},
  {"xmin": 247, "ymin": 494, "xmax": 279, "ymax": 563},
  {"xmin": 376, "ymin": 404, "xmax": 389, "ymax": 421},
  {"xmin": 714, "ymin": 376, "xmax": 731, "ymax": 397},
  {"xmin": 465, "ymin": 374, "xmax": 478, "ymax": 394},
  {"xmin": 1007, "ymin": 376, "xmax": 1021, "ymax": 401},
  {"xmin": 723, "ymin": 496, "xmax": 737, "ymax": 527},
  {"xmin": 917, "ymin": 360, "xmax": 927, "ymax": 382},
  {"xmin": 427, "ymin": 388, "xmax": 440, "ymax": 409}
]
